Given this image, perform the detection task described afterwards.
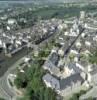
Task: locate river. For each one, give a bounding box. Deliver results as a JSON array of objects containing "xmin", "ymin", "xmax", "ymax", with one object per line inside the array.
[{"xmin": 0, "ymin": 47, "xmax": 31, "ymax": 77}]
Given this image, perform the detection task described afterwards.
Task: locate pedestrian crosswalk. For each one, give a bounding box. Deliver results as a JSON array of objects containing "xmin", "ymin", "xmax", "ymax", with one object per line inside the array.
[{"xmin": 0, "ymin": 86, "xmax": 11, "ymax": 100}]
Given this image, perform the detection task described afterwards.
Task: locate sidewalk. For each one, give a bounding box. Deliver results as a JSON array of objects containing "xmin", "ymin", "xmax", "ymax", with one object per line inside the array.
[
  {"xmin": 0, "ymin": 56, "xmax": 26, "ymax": 100},
  {"xmin": 79, "ymin": 86, "xmax": 97, "ymax": 100}
]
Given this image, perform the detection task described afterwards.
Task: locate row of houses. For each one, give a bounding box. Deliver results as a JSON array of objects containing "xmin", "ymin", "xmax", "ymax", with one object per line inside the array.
[{"xmin": 0, "ymin": 18, "xmax": 67, "ymax": 55}]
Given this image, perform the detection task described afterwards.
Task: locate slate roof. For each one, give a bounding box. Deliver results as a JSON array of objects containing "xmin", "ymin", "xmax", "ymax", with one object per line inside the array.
[
  {"xmin": 67, "ymin": 62, "xmax": 82, "ymax": 73},
  {"xmin": 49, "ymin": 52, "xmax": 60, "ymax": 66},
  {"xmin": 43, "ymin": 73, "xmax": 84, "ymax": 91},
  {"xmin": 60, "ymin": 73, "xmax": 84, "ymax": 90},
  {"xmin": 43, "ymin": 73, "xmax": 60, "ymax": 90}
]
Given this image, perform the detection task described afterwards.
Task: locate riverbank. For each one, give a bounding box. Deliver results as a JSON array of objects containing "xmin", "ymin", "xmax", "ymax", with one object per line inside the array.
[{"xmin": 0, "ymin": 47, "xmax": 32, "ymax": 77}]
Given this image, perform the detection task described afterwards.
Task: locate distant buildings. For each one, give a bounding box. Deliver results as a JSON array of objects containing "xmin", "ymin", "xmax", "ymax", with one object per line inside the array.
[
  {"xmin": 1, "ymin": 10, "xmax": 97, "ymax": 99},
  {"xmin": 0, "ymin": 19, "xmax": 66, "ymax": 55},
  {"xmin": 42, "ymin": 11, "xmax": 97, "ymax": 98},
  {"xmin": 7, "ymin": 19, "xmax": 17, "ymax": 25}
]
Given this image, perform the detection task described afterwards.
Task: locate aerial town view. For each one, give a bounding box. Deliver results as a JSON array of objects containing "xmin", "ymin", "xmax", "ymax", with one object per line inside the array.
[{"xmin": 1, "ymin": 0, "xmax": 97, "ymax": 100}]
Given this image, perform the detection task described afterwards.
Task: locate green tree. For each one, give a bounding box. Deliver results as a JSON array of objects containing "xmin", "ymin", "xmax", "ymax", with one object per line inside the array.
[{"xmin": 14, "ymin": 72, "xmax": 27, "ymax": 88}]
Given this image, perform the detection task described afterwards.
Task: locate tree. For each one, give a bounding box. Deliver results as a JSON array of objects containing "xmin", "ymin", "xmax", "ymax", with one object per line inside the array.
[
  {"xmin": 87, "ymin": 97, "xmax": 94, "ymax": 100},
  {"xmin": 14, "ymin": 72, "xmax": 27, "ymax": 88},
  {"xmin": 14, "ymin": 45, "xmax": 56, "ymax": 100},
  {"xmin": 0, "ymin": 98, "xmax": 5, "ymax": 100},
  {"xmin": 89, "ymin": 51, "xmax": 97, "ymax": 64},
  {"xmin": 69, "ymin": 94, "xmax": 79, "ymax": 100}
]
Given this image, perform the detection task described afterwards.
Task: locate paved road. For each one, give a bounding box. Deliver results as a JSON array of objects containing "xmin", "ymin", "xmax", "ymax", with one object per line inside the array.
[
  {"xmin": 0, "ymin": 26, "xmax": 60, "ymax": 100},
  {"xmin": 0, "ymin": 56, "xmax": 26, "ymax": 100},
  {"xmin": 0, "ymin": 77, "xmax": 13, "ymax": 100},
  {"xmin": 0, "ymin": 48, "xmax": 30, "ymax": 99},
  {"xmin": 0, "ymin": 47, "xmax": 31, "ymax": 77},
  {"xmin": 0, "ymin": 26, "xmax": 58, "ymax": 77},
  {"xmin": 64, "ymin": 25, "xmax": 85, "ymax": 55}
]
